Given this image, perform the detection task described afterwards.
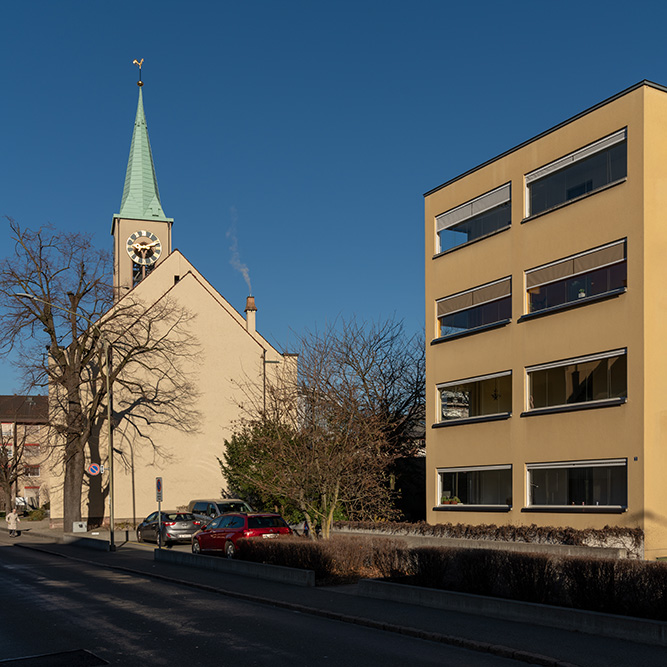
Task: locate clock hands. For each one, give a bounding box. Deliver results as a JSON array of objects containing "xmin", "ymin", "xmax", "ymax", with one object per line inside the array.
[{"xmin": 131, "ymin": 240, "xmax": 159, "ymax": 252}]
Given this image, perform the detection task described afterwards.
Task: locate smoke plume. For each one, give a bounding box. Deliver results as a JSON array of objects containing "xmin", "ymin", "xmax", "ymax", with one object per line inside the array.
[{"xmin": 227, "ymin": 207, "xmax": 252, "ymax": 294}]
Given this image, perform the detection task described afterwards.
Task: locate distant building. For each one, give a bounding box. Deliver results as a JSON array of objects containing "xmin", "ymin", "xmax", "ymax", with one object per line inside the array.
[
  {"xmin": 0, "ymin": 395, "xmax": 48, "ymax": 510},
  {"xmin": 425, "ymin": 80, "xmax": 667, "ymax": 559},
  {"xmin": 45, "ymin": 80, "xmax": 295, "ymax": 527}
]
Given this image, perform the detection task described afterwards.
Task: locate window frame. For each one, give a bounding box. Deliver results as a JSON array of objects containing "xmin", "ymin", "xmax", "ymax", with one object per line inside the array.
[
  {"xmin": 525, "ymin": 458, "xmax": 627, "ymax": 510},
  {"xmin": 436, "ymin": 464, "xmax": 512, "ymax": 510},
  {"xmin": 437, "ymin": 370, "xmax": 512, "ymax": 425},
  {"xmin": 525, "ymin": 349, "xmax": 627, "ymax": 414},
  {"xmin": 524, "ymin": 129, "xmax": 627, "ymax": 218},
  {"xmin": 435, "ymin": 183, "xmax": 511, "ymax": 255}
]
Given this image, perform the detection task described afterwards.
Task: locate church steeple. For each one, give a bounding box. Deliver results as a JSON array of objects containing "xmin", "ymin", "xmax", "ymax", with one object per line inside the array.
[
  {"xmin": 118, "ymin": 85, "xmax": 169, "ymax": 221},
  {"xmin": 112, "ymin": 63, "xmax": 173, "ymax": 299}
]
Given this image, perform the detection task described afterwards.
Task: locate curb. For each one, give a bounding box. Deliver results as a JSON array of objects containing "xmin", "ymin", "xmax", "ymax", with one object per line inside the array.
[
  {"xmin": 13, "ymin": 542, "xmax": 575, "ymax": 667},
  {"xmin": 358, "ymin": 579, "xmax": 667, "ymax": 648}
]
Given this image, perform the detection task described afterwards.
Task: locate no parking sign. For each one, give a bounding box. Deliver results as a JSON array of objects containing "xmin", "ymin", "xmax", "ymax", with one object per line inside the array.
[
  {"xmin": 155, "ymin": 476, "xmax": 163, "ymax": 502},
  {"xmin": 88, "ymin": 463, "xmax": 100, "ymax": 476}
]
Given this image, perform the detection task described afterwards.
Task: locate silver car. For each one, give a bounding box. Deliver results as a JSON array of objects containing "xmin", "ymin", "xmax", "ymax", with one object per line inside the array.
[
  {"xmin": 136, "ymin": 511, "xmax": 202, "ymax": 547},
  {"xmin": 187, "ymin": 499, "xmax": 254, "ymax": 522}
]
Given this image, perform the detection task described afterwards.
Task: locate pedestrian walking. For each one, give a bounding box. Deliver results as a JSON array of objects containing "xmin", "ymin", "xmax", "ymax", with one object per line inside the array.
[{"xmin": 6, "ymin": 508, "xmax": 20, "ymax": 538}]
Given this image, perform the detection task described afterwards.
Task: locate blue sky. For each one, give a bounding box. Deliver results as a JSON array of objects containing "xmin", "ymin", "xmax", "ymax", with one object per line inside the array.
[{"xmin": 1, "ymin": 1, "xmax": 667, "ymax": 394}]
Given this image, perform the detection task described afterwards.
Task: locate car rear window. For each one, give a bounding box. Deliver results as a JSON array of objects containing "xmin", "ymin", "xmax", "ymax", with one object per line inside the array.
[
  {"xmin": 216, "ymin": 502, "xmax": 250, "ymax": 513},
  {"xmin": 248, "ymin": 516, "xmax": 287, "ymax": 529},
  {"xmin": 164, "ymin": 513, "xmax": 194, "ymax": 521}
]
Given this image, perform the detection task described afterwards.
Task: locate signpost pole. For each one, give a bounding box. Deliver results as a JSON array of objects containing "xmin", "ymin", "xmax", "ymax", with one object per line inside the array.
[{"xmin": 156, "ymin": 477, "xmax": 163, "ymax": 550}]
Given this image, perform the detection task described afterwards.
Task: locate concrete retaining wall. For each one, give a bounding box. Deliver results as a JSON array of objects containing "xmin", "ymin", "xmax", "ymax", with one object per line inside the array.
[
  {"xmin": 358, "ymin": 579, "xmax": 667, "ymax": 647},
  {"xmin": 155, "ymin": 549, "xmax": 316, "ymax": 587},
  {"xmin": 61, "ymin": 534, "xmax": 113, "ymax": 551}
]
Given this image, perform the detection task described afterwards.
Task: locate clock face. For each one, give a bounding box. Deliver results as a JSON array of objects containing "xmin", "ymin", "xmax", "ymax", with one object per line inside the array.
[{"xmin": 126, "ymin": 230, "xmax": 162, "ymax": 266}]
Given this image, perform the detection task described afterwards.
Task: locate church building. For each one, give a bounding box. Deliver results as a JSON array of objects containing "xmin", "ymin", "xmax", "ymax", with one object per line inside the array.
[{"xmin": 47, "ymin": 76, "xmax": 295, "ymax": 527}]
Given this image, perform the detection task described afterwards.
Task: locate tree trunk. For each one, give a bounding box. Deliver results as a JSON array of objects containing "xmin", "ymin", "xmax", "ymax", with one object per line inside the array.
[
  {"xmin": 1, "ymin": 479, "xmax": 12, "ymax": 513},
  {"xmin": 62, "ymin": 435, "xmax": 85, "ymax": 530}
]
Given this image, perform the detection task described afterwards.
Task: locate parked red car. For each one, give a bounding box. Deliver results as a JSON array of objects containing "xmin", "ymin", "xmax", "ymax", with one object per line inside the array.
[{"xmin": 192, "ymin": 512, "xmax": 292, "ymax": 558}]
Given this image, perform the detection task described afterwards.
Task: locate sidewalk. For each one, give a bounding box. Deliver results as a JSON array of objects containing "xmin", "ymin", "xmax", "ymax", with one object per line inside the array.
[{"xmin": 4, "ymin": 525, "xmax": 667, "ymax": 667}]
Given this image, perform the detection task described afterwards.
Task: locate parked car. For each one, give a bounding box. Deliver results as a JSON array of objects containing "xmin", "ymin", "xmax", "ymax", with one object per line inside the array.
[
  {"xmin": 187, "ymin": 498, "xmax": 254, "ymax": 521},
  {"xmin": 136, "ymin": 511, "xmax": 202, "ymax": 547},
  {"xmin": 192, "ymin": 512, "xmax": 292, "ymax": 558}
]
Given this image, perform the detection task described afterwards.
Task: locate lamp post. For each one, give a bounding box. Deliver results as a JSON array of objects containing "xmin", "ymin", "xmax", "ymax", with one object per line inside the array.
[{"xmin": 14, "ymin": 293, "xmax": 116, "ymax": 551}]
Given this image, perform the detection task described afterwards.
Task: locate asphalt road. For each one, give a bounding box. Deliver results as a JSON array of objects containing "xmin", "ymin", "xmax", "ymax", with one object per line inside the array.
[{"xmin": 0, "ymin": 541, "xmax": 524, "ymax": 667}]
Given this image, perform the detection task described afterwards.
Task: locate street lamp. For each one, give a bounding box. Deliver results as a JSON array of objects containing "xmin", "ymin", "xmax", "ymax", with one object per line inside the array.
[{"xmin": 13, "ymin": 293, "xmax": 116, "ymax": 552}]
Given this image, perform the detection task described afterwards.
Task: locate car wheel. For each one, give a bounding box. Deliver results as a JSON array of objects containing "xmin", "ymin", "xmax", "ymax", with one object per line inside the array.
[
  {"xmin": 225, "ymin": 540, "xmax": 236, "ymax": 559},
  {"xmin": 192, "ymin": 539, "xmax": 201, "ymax": 555},
  {"xmin": 136, "ymin": 529, "xmax": 142, "ymax": 543},
  {"xmin": 156, "ymin": 532, "xmax": 162, "ymax": 548}
]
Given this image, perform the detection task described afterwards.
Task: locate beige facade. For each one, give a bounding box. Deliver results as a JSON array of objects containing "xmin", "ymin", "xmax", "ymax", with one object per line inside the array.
[
  {"xmin": 425, "ymin": 81, "xmax": 667, "ymax": 559},
  {"xmin": 0, "ymin": 396, "xmax": 48, "ymax": 510}
]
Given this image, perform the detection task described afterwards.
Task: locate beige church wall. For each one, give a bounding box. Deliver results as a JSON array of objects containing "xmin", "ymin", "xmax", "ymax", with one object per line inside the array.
[
  {"xmin": 45, "ymin": 251, "xmax": 293, "ymax": 526},
  {"xmin": 112, "ymin": 274, "xmax": 266, "ymax": 521}
]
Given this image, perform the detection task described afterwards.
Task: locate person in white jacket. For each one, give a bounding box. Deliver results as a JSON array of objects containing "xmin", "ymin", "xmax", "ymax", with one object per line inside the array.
[{"xmin": 6, "ymin": 508, "xmax": 20, "ymax": 537}]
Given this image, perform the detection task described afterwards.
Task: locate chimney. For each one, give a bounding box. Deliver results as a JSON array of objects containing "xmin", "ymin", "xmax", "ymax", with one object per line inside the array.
[{"xmin": 244, "ymin": 295, "xmax": 257, "ymax": 333}]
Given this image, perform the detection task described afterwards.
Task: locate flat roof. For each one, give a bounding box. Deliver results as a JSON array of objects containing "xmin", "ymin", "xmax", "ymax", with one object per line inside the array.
[{"xmin": 424, "ymin": 80, "xmax": 667, "ymax": 198}]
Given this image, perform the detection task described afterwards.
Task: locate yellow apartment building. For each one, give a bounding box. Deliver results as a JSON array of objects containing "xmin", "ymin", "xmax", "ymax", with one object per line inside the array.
[{"xmin": 425, "ymin": 80, "xmax": 667, "ymax": 560}]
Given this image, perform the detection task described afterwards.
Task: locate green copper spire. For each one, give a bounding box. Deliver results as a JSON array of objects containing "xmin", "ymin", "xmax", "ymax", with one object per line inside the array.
[{"xmin": 118, "ymin": 86, "xmax": 169, "ymax": 221}]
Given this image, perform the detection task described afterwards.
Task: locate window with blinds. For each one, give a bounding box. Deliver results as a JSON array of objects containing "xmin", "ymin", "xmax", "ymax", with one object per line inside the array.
[
  {"xmin": 526, "ymin": 129, "xmax": 627, "ymax": 217},
  {"xmin": 437, "ymin": 277, "xmax": 511, "ymax": 337},
  {"xmin": 526, "ymin": 240, "xmax": 626, "ymax": 314},
  {"xmin": 436, "ymin": 184, "xmax": 511, "ymax": 253}
]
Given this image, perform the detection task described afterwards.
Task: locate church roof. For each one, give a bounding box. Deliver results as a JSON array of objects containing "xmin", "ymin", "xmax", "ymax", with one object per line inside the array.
[{"xmin": 117, "ymin": 87, "xmax": 170, "ymax": 222}]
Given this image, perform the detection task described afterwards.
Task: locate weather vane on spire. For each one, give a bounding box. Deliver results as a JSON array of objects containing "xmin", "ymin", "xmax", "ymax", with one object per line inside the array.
[{"xmin": 133, "ymin": 58, "xmax": 144, "ymax": 87}]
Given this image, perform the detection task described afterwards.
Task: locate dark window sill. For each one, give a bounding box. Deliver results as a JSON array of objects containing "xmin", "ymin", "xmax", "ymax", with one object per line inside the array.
[
  {"xmin": 432, "ymin": 412, "xmax": 511, "ymax": 428},
  {"xmin": 433, "ymin": 224, "xmax": 510, "ymax": 259},
  {"xmin": 434, "ymin": 505, "xmax": 512, "ymax": 512},
  {"xmin": 431, "ymin": 319, "xmax": 511, "ymax": 345},
  {"xmin": 518, "ymin": 287, "xmax": 626, "ymax": 323},
  {"xmin": 520, "ymin": 397, "xmax": 626, "ymax": 418},
  {"xmin": 522, "ymin": 506, "xmax": 626, "ymax": 514},
  {"xmin": 522, "ymin": 177, "xmax": 626, "ymax": 223}
]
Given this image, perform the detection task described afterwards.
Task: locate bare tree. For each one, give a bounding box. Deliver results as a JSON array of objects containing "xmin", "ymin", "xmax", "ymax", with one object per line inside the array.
[
  {"xmin": 0, "ymin": 219, "xmax": 199, "ymax": 529},
  {"xmin": 220, "ymin": 316, "xmax": 425, "ymax": 537}
]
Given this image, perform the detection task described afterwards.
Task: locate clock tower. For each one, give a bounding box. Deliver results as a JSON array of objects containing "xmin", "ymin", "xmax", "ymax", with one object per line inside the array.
[{"xmin": 111, "ymin": 78, "xmax": 173, "ymax": 299}]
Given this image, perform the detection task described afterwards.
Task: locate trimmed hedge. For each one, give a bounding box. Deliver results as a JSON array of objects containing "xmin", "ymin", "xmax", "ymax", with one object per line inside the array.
[
  {"xmin": 237, "ymin": 535, "xmax": 409, "ymax": 584},
  {"xmin": 409, "ymin": 546, "xmax": 667, "ymax": 621},
  {"xmin": 334, "ymin": 520, "xmax": 644, "ymax": 557},
  {"xmin": 236, "ymin": 535, "xmax": 667, "ymax": 620}
]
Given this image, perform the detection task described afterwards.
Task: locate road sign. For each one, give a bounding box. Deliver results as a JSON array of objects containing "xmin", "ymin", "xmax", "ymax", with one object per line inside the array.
[
  {"xmin": 88, "ymin": 463, "xmax": 101, "ymax": 476},
  {"xmin": 156, "ymin": 476, "xmax": 163, "ymax": 502}
]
